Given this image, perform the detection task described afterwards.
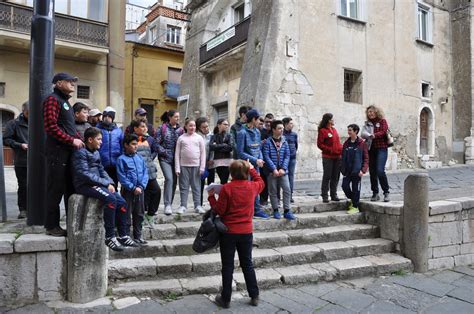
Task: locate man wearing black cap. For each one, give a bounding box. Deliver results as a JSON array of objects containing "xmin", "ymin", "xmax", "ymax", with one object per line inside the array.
[
  {"xmin": 43, "ymin": 72, "xmax": 84, "ymax": 236},
  {"xmin": 125, "ymin": 108, "xmax": 155, "ymax": 137}
]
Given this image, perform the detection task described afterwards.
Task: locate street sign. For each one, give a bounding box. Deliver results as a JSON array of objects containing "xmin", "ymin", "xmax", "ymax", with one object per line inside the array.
[{"xmin": 206, "ymin": 27, "xmax": 236, "ymax": 51}]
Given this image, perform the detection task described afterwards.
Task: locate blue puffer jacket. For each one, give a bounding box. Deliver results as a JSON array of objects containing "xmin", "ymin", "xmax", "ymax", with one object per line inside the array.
[
  {"xmin": 116, "ymin": 153, "xmax": 149, "ymax": 192},
  {"xmin": 153, "ymin": 123, "xmax": 184, "ymax": 164},
  {"xmin": 283, "ymin": 129, "xmax": 298, "ymax": 159},
  {"xmin": 262, "ymin": 137, "xmax": 290, "ymax": 172},
  {"xmin": 97, "ymin": 122, "xmax": 123, "ymax": 168},
  {"xmin": 236, "ymin": 125, "xmax": 262, "ymax": 166},
  {"xmin": 72, "ymin": 148, "xmax": 113, "ymax": 190}
]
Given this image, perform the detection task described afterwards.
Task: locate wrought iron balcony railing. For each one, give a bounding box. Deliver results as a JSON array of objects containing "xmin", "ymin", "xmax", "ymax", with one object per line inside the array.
[
  {"xmin": 0, "ymin": 2, "xmax": 108, "ymax": 47},
  {"xmin": 199, "ymin": 16, "xmax": 250, "ymax": 65}
]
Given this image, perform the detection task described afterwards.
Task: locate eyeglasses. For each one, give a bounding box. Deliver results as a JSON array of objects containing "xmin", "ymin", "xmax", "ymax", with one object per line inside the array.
[{"xmin": 222, "ymin": 123, "xmax": 229, "ymax": 126}]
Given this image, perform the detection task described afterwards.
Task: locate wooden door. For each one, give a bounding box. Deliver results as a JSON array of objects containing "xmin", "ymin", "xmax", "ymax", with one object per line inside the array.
[{"xmin": 420, "ymin": 109, "xmax": 429, "ymax": 155}]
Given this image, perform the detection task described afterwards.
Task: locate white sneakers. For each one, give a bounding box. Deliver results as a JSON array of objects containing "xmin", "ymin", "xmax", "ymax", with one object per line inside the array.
[
  {"xmin": 176, "ymin": 206, "xmax": 186, "ymax": 214},
  {"xmin": 195, "ymin": 206, "xmax": 205, "ymax": 214},
  {"xmin": 164, "ymin": 205, "xmax": 173, "ymax": 216}
]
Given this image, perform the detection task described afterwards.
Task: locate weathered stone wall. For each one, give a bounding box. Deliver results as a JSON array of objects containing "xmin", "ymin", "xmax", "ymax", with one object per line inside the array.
[{"xmin": 0, "ymin": 234, "xmax": 67, "ymax": 307}]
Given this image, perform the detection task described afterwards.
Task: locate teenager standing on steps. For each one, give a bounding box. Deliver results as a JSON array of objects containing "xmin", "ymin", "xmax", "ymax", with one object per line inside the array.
[
  {"xmin": 196, "ymin": 117, "xmax": 214, "ymax": 206},
  {"xmin": 283, "ymin": 117, "xmax": 298, "ymax": 203},
  {"xmin": 209, "ymin": 119, "xmax": 233, "ymax": 184},
  {"xmin": 317, "ymin": 113, "xmax": 342, "ymax": 203}
]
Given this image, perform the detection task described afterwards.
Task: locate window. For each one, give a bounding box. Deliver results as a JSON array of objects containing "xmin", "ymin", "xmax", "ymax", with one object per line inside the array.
[
  {"xmin": 77, "ymin": 85, "xmax": 90, "ymax": 99},
  {"xmin": 166, "ymin": 25, "xmax": 181, "ymax": 45},
  {"xmin": 344, "ymin": 69, "xmax": 362, "ymax": 104},
  {"xmin": 421, "ymin": 81, "xmax": 431, "ymax": 99},
  {"xmin": 168, "ymin": 68, "xmax": 182, "ymax": 83},
  {"xmin": 149, "ymin": 26, "xmax": 157, "ymax": 43},
  {"xmin": 0, "ymin": 82, "xmax": 5, "ymax": 98},
  {"xmin": 54, "ymin": 0, "xmax": 107, "ymax": 22},
  {"xmin": 339, "ymin": 0, "xmax": 366, "ymax": 21},
  {"xmin": 233, "ymin": 2, "xmax": 245, "ymax": 24},
  {"xmin": 417, "ymin": 2, "xmax": 433, "ymax": 43},
  {"xmin": 214, "ymin": 102, "xmax": 229, "ymax": 122}
]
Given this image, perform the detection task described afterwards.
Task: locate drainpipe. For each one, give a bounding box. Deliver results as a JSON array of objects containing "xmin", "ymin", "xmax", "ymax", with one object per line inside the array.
[{"xmin": 131, "ymin": 46, "xmax": 136, "ymax": 122}]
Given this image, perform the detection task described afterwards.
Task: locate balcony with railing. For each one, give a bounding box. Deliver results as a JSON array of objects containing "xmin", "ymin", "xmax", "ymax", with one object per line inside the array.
[
  {"xmin": 199, "ymin": 16, "xmax": 250, "ymax": 66},
  {"xmin": 0, "ymin": 2, "xmax": 108, "ymax": 47}
]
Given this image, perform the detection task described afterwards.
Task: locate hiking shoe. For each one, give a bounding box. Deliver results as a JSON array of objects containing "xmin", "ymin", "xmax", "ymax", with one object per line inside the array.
[
  {"xmin": 144, "ymin": 213, "xmax": 156, "ymax": 228},
  {"xmin": 283, "ymin": 211, "xmax": 297, "ymax": 220},
  {"xmin": 17, "ymin": 210, "xmax": 27, "ymax": 219},
  {"xmin": 177, "ymin": 206, "xmax": 186, "ymax": 214},
  {"xmin": 195, "ymin": 206, "xmax": 205, "ymax": 214},
  {"xmin": 254, "ymin": 211, "xmax": 270, "ymax": 219},
  {"xmin": 331, "ymin": 196, "xmax": 340, "ymax": 202},
  {"xmin": 347, "ymin": 200, "xmax": 353, "ymax": 209},
  {"xmin": 250, "ymin": 296, "xmax": 259, "ymax": 306},
  {"xmin": 273, "ymin": 210, "xmax": 281, "ymax": 219},
  {"xmin": 118, "ymin": 236, "xmax": 139, "ymax": 247},
  {"xmin": 46, "ymin": 226, "xmax": 67, "ymax": 237},
  {"xmin": 371, "ymin": 194, "xmax": 380, "ymax": 202},
  {"xmin": 322, "ymin": 196, "xmax": 329, "ymax": 203},
  {"xmin": 214, "ymin": 295, "xmax": 230, "ymax": 309},
  {"xmin": 347, "ymin": 206, "xmax": 360, "ymax": 215},
  {"xmin": 164, "ymin": 205, "xmax": 173, "ymax": 216},
  {"xmin": 105, "ymin": 237, "xmax": 124, "ymax": 252},
  {"xmin": 134, "ymin": 238, "xmax": 148, "ymax": 246},
  {"xmin": 384, "ymin": 193, "xmax": 390, "ymax": 202}
]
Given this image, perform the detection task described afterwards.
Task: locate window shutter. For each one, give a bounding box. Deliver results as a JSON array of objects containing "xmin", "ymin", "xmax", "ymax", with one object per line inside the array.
[
  {"xmin": 427, "ymin": 9, "xmax": 433, "ymax": 43},
  {"xmin": 336, "ymin": 0, "xmax": 342, "ymax": 16},
  {"xmin": 359, "ymin": 0, "xmax": 367, "ymax": 21}
]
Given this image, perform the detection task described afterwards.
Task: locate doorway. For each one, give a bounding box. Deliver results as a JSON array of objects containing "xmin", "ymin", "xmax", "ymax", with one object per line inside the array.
[{"xmin": 420, "ymin": 108, "xmax": 429, "ymax": 155}]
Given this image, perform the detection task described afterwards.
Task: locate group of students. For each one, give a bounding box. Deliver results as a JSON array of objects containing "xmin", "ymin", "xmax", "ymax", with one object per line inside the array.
[{"xmin": 317, "ymin": 105, "xmax": 391, "ymax": 214}]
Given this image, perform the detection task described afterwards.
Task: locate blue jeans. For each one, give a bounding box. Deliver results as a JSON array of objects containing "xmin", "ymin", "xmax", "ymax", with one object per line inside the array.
[
  {"xmin": 160, "ymin": 161, "xmax": 177, "ymax": 206},
  {"xmin": 369, "ymin": 148, "xmax": 390, "ymax": 194},
  {"xmin": 288, "ymin": 158, "xmax": 296, "ymax": 196},
  {"xmin": 219, "ymin": 233, "xmax": 259, "ymax": 302},
  {"xmin": 342, "ymin": 176, "xmax": 362, "ymax": 208},
  {"xmin": 252, "ymin": 168, "xmax": 262, "ymax": 214}
]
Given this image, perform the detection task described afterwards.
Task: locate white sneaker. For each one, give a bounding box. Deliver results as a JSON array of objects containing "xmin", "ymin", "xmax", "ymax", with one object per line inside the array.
[
  {"xmin": 195, "ymin": 206, "xmax": 205, "ymax": 214},
  {"xmin": 164, "ymin": 205, "xmax": 172, "ymax": 216},
  {"xmin": 176, "ymin": 206, "xmax": 186, "ymax": 214}
]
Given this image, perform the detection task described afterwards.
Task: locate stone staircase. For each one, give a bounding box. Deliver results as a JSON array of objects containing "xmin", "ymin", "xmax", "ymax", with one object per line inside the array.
[{"xmin": 108, "ymin": 201, "xmax": 413, "ymax": 297}]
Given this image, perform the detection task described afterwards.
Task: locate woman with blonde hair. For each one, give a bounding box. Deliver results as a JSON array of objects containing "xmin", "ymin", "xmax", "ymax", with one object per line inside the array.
[{"xmin": 361, "ymin": 105, "xmax": 391, "ymax": 202}]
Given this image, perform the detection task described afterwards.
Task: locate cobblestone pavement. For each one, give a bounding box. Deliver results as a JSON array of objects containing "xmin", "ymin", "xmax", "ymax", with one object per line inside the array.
[{"xmin": 2, "ymin": 266, "xmax": 474, "ymax": 313}]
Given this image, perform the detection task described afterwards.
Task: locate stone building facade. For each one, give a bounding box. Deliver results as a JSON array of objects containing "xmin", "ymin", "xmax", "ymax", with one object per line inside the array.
[{"xmin": 181, "ymin": 0, "xmax": 474, "ymax": 179}]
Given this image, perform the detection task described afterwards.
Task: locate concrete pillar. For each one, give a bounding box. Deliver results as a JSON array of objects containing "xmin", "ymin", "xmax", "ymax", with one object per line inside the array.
[
  {"xmin": 67, "ymin": 195, "xmax": 107, "ymax": 303},
  {"xmin": 402, "ymin": 173, "xmax": 429, "ymax": 273}
]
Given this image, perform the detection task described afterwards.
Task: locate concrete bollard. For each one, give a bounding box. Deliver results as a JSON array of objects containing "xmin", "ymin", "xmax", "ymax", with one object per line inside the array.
[
  {"xmin": 67, "ymin": 195, "xmax": 107, "ymax": 303},
  {"xmin": 402, "ymin": 173, "xmax": 429, "ymax": 272}
]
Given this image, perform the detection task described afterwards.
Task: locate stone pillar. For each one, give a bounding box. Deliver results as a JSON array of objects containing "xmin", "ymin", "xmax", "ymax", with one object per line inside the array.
[
  {"xmin": 465, "ymin": 134, "xmax": 474, "ymax": 164},
  {"xmin": 402, "ymin": 173, "xmax": 429, "ymax": 273},
  {"xmin": 67, "ymin": 195, "xmax": 107, "ymax": 303}
]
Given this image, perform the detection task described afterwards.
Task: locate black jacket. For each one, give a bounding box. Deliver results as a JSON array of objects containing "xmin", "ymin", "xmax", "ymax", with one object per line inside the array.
[
  {"xmin": 3, "ymin": 113, "xmax": 28, "ymax": 167},
  {"xmin": 72, "ymin": 147, "xmax": 113, "ymax": 191},
  {"xmin": 209, "ymin": 132, "xmax": 233, "ymax": 160}
]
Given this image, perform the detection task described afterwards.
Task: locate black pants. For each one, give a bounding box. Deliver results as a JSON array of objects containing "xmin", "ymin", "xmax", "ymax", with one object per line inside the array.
[
  {"xmin": 145, "ymin": 179, "xmax": 161, "ymax": 216},
  {"xmin": 215, "ymin": 166, "xmax": 230, "ymax": 184},
  {"xmin": 321, "ymin": 158, "xmax": 341, "ymax": 198},
  {"xmin": 76, "ymin": 186, "xmax": 128, "ymax": 239},
  {"xmin": 14, "ymin": 166, "xmax": 27, "ymax": 212},
  {"xmin": 105, "ymin": 166, "xmax": 119, "ymax": 187},
  {"xmin": 342, "ymin": 175, "xmax": 362, "ymax": 208},
  {"xmin": 122, "ymin": 189, "xmax": 145, "ymax": 239},
  {"xmin": 260, "ymin": 167, "xmax": 269, "ymax": 203},
  {"xmin": 44, "ymin": 147, "xmax": 74, "ymax": 229},
  {"xmin": 200, "ymin": 168, "xmax": 215, "ymax": 206},
  {"xmin": 219, "ymin": 233, "xmax": 259, "ymax": 303}
]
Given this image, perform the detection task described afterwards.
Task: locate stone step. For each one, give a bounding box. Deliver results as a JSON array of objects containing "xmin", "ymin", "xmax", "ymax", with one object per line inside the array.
[
  {"xmin": 152, "ymin": 201, "xmax": 349, "ymax": 224},
  {"xmin": 110, "ymin": 224, "xmax": 379, "ymax": 259},
  {"xmin": 143, "ymin": 211, "xmax": 365, "ymax": 240},
  {"xmin": 111, "ymin": 253, "xmax": 413, "ymax": 297},
  {"xmin": 108, "ymin": 238, "xmax": 395, "ymax": 281}
]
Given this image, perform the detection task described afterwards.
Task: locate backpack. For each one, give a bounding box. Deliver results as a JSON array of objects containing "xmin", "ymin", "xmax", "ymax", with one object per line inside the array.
[{"xmin": 192, "ymin": 210, "xmax": 227, "ymax": 253}]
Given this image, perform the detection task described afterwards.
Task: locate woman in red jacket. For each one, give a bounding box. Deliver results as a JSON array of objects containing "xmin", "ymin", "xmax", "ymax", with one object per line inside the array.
[
  {"xmin": 208, "ymin": 160, "xmax": 264, "ymax": 309},
  {"xmin": 317, "ymin": 113, "xmax": 343, "ymax": 202}
]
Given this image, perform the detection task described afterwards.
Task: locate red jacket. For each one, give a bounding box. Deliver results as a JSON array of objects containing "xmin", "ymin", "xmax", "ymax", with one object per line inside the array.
[
  {"xmin": 208, "ymin": 168, "xmax": 264, "ymax": 234},
  {"xmin": 317, "ymin": 127, "xmax": 343, "ymax": 159}
]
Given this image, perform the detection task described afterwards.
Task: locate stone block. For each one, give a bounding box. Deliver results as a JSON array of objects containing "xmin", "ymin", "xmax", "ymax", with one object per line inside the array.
[
  {"xmin": 254, "ymin": 231, "xmax": 289, "ymax": 248},
  {"xmin": 180, "ymin": 275, "xmax": 222, "ymax": 295},
  {"xmin": 462, "ymin": 219, "xmax": 474, "ymax": 243},
  {"xmin": 285, "ymin": 229, "xmax": 324, "ymax": 244},
  {"xmin": 329, "ymin": 257, "xmax": 375, "ymax": 279},
  {"xmin": 0, "ymin": 234, "xmax": 16, "ymax": 254},
  {"xmin": 362, "ymin": 253, "xmax": 413, "ymax": 275},
  {"xmin": 428, "ymin": 257, "xmax": 455, "ymax": 270},
  {"xmin": 14, "ymin": 234, "xmax": 66, "ymax": 253},
  {"xmin": 429, "ymin": 200, "xmax": 462, "ymax": 215},
  {"xmin": 234, "ymin": 268, "xmax": 282, "ymax": 289},
  {"xmin": 148, "ymin": 224, "xmax": 177, "ymax": 240},
  {"xmin": 346, "ymin": 238, "xmax": 394, "ymax": 256},
  {"xmin": 37, "ymin": 251, "xmax": 66, "ymax": 301},
  {"xmin": 379, "ymin": 215, "xmax": 401, "ymax": 242},
  {"xmin": 155, "ymin": 256, "xmax": 192, "ymax": 275},
  {"xmin": 190, "ymin": 254, "xmax": 225, "ymax": 274},
  {"xmin": 316, "ymin": 241, "xmax": 355, "ymax": 260},
  {"xmin": 295, "ymin": 213, "xmax": 330, "ymax": 229},
  {"xmin": 162, "ymin": 238, "xmax": 195, "ymax": 255},
  {"xmin": 447, "ymin": 197, "xmax": 474, "ymax": 210},
  {"xmin": 0, "ymin": 253, "xmax": 36, "ymax": 305},
  {"xmin": 112, "ymin": 279, "xmax": 182, "ymax": 297},
  {"xmin": 360, "ymin": 201, "xmax": 402, "ymax": 216},
  {"xmin": 460, "ymin": 243, "xmax": 474, "ymax": 254},
  {"xmin": 275, "ymin": 264, "xmax": 323, "ymax": 285},
  {"xmin": 276, "ymin": 244, "xmax": 323, "ymax": 264},
  {"xmin": 310, "ymin": 262, "xmax": 338, "ymax": 281},
  {"xmin": 108, "ymin": 258, "xmax": 157, "ymax": 280},
  {"xmin": 432, "ymin": 245, "xmax": 461, "ymax": 258},
  {"xmin": 428, "ymin": 221, "xmax": 462, "ymax": 247},
  {"xmin": 254, "ymin": 217, "xmax": 297, "ymax": 232},
  {"xmin": 112, "ymin": 297, "xmax": 141, "ymax": 310},
  {"xmin": 252, "ymin": 249, "xmax": 281, "ymax": 267},
  {"xmin": 454, "ymin": 254, "xmax": 474, "ymax": 266},
  {"xmin": 429, "ymin": 212, "xmax": 460, "ymax": 223},
  {"xmin": 174, "ymin": 221, "xmax": 201, "ymax": 237}
]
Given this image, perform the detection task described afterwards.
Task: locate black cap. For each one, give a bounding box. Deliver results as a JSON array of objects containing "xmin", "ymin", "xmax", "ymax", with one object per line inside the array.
[{"xmin": 52, "ymin": 72, "xmax": 78, "ymax": 84}]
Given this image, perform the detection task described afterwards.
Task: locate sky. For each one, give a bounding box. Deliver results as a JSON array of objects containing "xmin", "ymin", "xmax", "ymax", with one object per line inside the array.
[{"xmin": 127, "ymin": 0, "xmax": 157, "ymax": 8}]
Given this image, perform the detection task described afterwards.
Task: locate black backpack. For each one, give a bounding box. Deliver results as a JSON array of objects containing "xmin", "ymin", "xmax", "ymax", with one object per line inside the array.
[{"xmin": 192, "ymin": 210, "xmax": 228, "ymax": 253}]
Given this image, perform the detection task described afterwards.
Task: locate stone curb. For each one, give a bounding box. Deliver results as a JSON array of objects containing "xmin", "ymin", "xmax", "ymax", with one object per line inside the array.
[
  {"xmin": 0, "ymin": 233, "xmax": 16, "ymax": 254},
  {"xmin": 14, "ymin": 234, "xmax": 67, "ymax": 253}
]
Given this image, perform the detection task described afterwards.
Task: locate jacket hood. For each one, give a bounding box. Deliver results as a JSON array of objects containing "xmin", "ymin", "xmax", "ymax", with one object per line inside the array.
[{"xmin": 98, "ymin": 121, "xmax": 117, "ymax": 131}]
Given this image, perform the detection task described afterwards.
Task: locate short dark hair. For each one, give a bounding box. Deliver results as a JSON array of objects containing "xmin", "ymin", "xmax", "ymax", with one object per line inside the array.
[
  {"xmin": 258, "ymin": 116, "xmax": 264, "ymax": 122},
  {"xmin": 271, "ymin": 120, "xmax": 283, "ymax": 130},
  {"xmin": 73, "ymin": 102, "xmax": 89, "ymax": 114},
  {"xmin": 229, "ymin": 160, "xmax": 250, "ymax": 180},
  {"xmin": 264, "ymin": 113, "xmax": 274, "ymax": 120},
  {"xmin": 347, "ymin": 123, "xmax": 360, "ymax": 134},
  {"xmin": 238, "ymin": 106, "xmax": 252, "ymax": 117},
  {"xmin": 195, "ymin": 117, "xmax": 208, "ymax": 131},
  {"xmin": 130, "ymin": 118, "xmax": 146, "ymax": 130},
  {"xmin": 123, "ymin": 133, "xmax": 139, "ymax": 146},
  {"xmin": 282, "ymin": 117, "xmax": 292, "ymax": 126},
  {"xmin": 84, "ymin": 127, "xmax": 101, "ymax": 141},
  {"xmin": 160, "ymin": 110, "xmax": 178, "ymax": 123}
]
